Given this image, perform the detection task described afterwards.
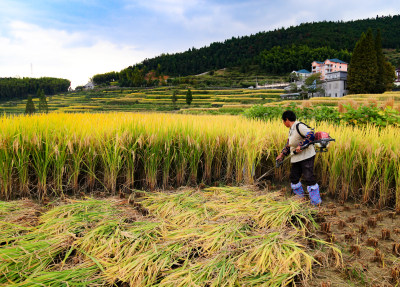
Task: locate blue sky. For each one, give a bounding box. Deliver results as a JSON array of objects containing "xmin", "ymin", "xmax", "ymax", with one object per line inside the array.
[{"xmin": 0, "ymin": 0, "xmax": 399, "ymax": 87}]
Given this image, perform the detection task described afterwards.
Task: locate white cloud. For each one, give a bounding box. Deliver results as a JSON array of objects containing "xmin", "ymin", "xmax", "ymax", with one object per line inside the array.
[{"xmin": 0, "ymin": 21, "xmax": 154, "ymax": 88}]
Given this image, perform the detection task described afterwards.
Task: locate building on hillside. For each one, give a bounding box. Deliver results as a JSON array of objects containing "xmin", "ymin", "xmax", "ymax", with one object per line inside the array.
[
  {"xmin": 280, "ymin": 93, "xmax": 303, "ymax": 100},
  {"xmin": 84, "ymin": 81, "xmax": 95, "ymax": 90},
  {"xmin": 292, "ymin": 69, "xmax": 311, "ymax": 81},
  {"xmin": 324, "ymin": 71, "xmax": 348, "ymax": 97},
  {"xmin": 311, "ymin": 59, "xmax": 348, "ymax": 80}
]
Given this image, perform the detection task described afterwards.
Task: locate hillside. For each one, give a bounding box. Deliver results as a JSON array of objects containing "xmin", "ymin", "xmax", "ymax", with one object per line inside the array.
[{"xmin": 133, "ymin": 15, "xmax": 400, "ymax": 77}]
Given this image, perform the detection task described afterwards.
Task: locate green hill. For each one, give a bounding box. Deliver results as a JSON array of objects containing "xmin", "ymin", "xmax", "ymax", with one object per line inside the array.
[
  {"xmin": 133, "ymin": 15, "xmax": 400, "ymax": 76},
  {"xmin": 92, "ymin": 15, "xmax": 400, "ymax": 87}
]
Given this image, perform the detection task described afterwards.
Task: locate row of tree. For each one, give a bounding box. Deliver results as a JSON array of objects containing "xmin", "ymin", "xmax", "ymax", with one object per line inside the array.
[
  {"xmin": 348, "ymin": 29, "xmax": 395, "ymax": 94},
  {"xmin": 259, "ymin": 45, "xmax": 352, "ymax": 74},
  {"xmin": 92, "ymin": 66, "xmax": 168, "ymax": 88},
  {"xmin": 25, "ymin": 89, "xmax": 49, "ymax": 114},
  {"xmin": 0, "ymin": 77, "xmax": 70, "ymax": 101}
]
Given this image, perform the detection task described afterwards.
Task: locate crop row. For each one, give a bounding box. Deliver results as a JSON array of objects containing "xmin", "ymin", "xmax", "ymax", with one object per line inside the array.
[{"xmin": 0, "ymin": 113, "xmax": 400, "ymax": 209}]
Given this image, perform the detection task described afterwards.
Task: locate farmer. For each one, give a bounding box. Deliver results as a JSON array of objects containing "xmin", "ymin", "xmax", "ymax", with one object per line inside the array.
[{"xmin": 276, "ymin": 110, "xmax": 321, "ymax": 205}]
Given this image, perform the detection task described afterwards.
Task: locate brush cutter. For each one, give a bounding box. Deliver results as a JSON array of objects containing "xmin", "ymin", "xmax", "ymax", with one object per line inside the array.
[{"xmin": 256, "ymin": 131, "xmax": 335, "ymax": 182}]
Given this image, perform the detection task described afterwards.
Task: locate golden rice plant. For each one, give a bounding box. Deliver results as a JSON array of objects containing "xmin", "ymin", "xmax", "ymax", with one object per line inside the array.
[{"xmin": 0, "ymin": 113, "xmax": 400, "ymax": 208}]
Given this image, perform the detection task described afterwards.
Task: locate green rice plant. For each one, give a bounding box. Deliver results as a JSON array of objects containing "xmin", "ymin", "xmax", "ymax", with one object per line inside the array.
[
  {"xmin": 12, "ymin": 263, "xmax": 101, "ymax": 287},
  {"xmin": 202, "ymin": 134, "xmax": 218, "ymax": 184},
  {"xmin": 0, "ymin": 136, "xmax": 14, "ymax": 199},
  {"xmin": 394, "ymin": 155, "xmax": 400, "ymax": 212},
  {"xmin": 142, "ymin": 191, "xmax": 213, "ymax": 226},
  {"xmin": 252, "ymin": 199, "xmax": 315, "ymax": 230},
  {"xmin": 0, "ymin": 221, "xmax": 29, "ymax": 244},
  {"xmin": 82, "ymin": 136, "xmax": 100, "ymax": 191},
  {"xmin": 12, "ymin": 135, "xmax": 30, "ymax": 197},
  {"xmin": 66, "ymin": 136, "xmax": 85, "ymax": 193},
  {"xmin": 159, "ymin": 255, "xmax": 239, "ymax": 287},
  {"xmin": 187, "ymin": 135, "xmax": 202, "ymax": 185},
  {"xmin": 36, "ymin": 199, "xmax": 118, "ymax": 236},
  {"xmin": 99, "ymin": 133, "xmax": 124, "ymax": 193},
  {"xmin": 239, "ymin": 272, "xmax": 298, "ymax": 287},
  {"xmin": 194, "ymin": 221, "xmax": 251, "ymax": 255},
  {"xmin": 361, "ymin": 145, "xmax": 383, "ymax": 203},
  {"xmin": 161, "ymin": 130, "xmax": 175, "ymax": 189},
  {"xmin": 105, "ymin": 242, "xmax": 184, "ymax": 286},
  {"xmin": 378, "ymin": 150, "xmax": 395, "ymax": 207},
  {"xmin": 30, "ymin": 133, "xmax": 53, "ymax": 200},
  {"xmin": 234, "ymin": 138, "xmax": 247, "ymax": 183},
  {"xmin": 140, "ymin": 134, "xmax": 163, "ymax": 190},
  {"xmin": 235, "ymin": 232, "xmax": 313, "ymax": 284},
  {"xmin": 174, "ymin": 135, "xmax": 190, "ymax": 186},
  {"xmin": 52, "ymin": 139, "xmax": 68, "ymax": 196},
  {"xmin": 0, "ymin": 234, "xmax": 73, "ymax": 284},
  {"xmin": 225, "ymin": 136, "xmax": 236, "ymax": 182},
  {"xmin": 337, "ymin": 138, "xmax": 360, "ymax": 201}
]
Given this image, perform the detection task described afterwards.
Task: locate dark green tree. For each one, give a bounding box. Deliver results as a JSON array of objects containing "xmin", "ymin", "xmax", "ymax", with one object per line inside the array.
[
  {"xmin": 171, "ymin": 90, "xmax": 178, "ymax": 107},
  {"xmin": 302, "ymin": 73, "xmax": 324, "ymax": 98},
  {"xmin": 38, "ymin": 89, "xmax": 48, "ymax": 113},
  {"xmin": 348, "ymin": 29, "xmax": 378, "ymax": 94},
  {"xmin": 383, "ymin": 61, "xmax": 396, "ymax": 91},
  {"xmin": 25, "ymin": 95, "xmax": 36, "ymax": 114},
  {"xmin": 186, "ymin": 88, "xmax": 193, "ymax": 105},
  {"xmin": 374, "ymin": 29, "xmax": 386, "ymax": 93}
]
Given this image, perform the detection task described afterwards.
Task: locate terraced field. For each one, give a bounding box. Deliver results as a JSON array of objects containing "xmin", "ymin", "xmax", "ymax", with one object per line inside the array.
[{"xmin": 0, "ymin": 88, "xmax": 284, "ymax": 114}]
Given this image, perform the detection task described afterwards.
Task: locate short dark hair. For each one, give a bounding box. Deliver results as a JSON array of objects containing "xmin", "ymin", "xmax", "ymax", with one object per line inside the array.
[{"xmin": 282, "ymin": 110, "xmax": 296, "ymax": 121}]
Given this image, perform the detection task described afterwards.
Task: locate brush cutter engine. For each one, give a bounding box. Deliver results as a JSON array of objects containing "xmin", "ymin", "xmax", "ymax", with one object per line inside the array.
[{"xmin": 314, "ymin": 131, "xmax": 334, "ymax": 152}]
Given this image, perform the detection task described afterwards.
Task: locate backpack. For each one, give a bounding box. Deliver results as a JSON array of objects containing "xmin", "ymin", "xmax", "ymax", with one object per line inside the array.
[{"xmin": 295, "ymin": 122, "xmax": 314, "ymax": 139}]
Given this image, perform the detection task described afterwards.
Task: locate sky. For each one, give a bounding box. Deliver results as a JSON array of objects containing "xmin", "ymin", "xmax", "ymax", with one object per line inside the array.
[{"xmin": 0, "ymin": 1, "xmax": 399, "ymax": 88}]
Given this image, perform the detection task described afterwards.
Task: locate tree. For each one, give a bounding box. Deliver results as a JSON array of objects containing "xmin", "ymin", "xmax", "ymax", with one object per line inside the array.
[
  {"xmin": 348, "ymin": 28, "xmax": 395, "ymax": 94},
  {"xmin": 38, "ymin": 89, "xmax": 48, "ymax": 113},
  {"xmin": 171, "ymin": 90, "xmax": 178, "ymax": 107},
  {"xmin": 383, "ymin": 61, "xmax": 396, "ymax": 91},
  {"xmin": 25, "ymin": 95, "xmax": 36, "ymax": 114},
  {"xmin": 186, "ymin": 88, "xmax": 193, "ymax": 105},
  {"xmin": 374, "ymin": 29, "xmax": 386, "ymax": 93},
  {"xmin": 348, "ymin": 29, "xmax": 378, "ymax": 94},
  {"xmin": 302, "ymin": 73, "xmax": 324, "ymax": 98}
]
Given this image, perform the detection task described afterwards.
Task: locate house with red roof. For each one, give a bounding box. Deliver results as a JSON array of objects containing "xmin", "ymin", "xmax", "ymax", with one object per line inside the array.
[{"xmin": 311, "ymin": 59, "xmax": 348, "ymax": 80}]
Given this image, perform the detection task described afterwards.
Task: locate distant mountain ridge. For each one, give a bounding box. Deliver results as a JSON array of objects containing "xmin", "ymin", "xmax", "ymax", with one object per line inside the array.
[{"xmin": 132, "ymin": 15, "xmax": 400, "ymax": 76}]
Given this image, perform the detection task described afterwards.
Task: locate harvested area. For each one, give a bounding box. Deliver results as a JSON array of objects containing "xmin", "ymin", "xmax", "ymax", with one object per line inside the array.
[
  {"xmin": 1, "ymin": 186, "xmax": 342, "ymax": 286},
  {"xmin": 311, "ymin": 201, "xmax": 400, "ymax": 286}
]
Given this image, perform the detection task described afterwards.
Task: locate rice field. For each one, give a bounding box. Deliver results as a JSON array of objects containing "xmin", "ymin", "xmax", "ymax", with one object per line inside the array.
[
  {"xmin": 0, "ymin": 186, "xmax": 341, "ymax": 286},
  {"xmin": 307, "ymin": 91, "xmax": 400, "ymax": 110},
  {"xmin": 1, "ymin": 112, "xmax": 400, "ymax": 211},
  {"xmin": 0, "ymin": 88, "xmax": 283, "ymax": 114}
]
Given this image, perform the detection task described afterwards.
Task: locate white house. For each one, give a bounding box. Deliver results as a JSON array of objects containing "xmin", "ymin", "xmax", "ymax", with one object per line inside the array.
[
  {"xmin": 292, "ymin": 69, "xmax": 311, "ymax": 81},
  {"xmin": 324, "ymin": 71, "xmax": 348, "ymax": 97},
  {"xmin": 84, "ymin": 81, "xmax": 95, "ymax": 90}
]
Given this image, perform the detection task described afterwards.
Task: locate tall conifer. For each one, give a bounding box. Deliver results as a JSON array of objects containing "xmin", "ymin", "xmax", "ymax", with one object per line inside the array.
[
  {"xmin": 25, "ymin": 95, "xmax": 36, "ymax": 115},
  {"xmin": 348, "ymin": 29, "xmax": 378, "ymax": 94},
  {"xmin": 374, "ymin": 29, "xmax": 386, "ymax": 93},
  {"xmin": 38, "ymin": 89, "xmax": 48, "ymax": 113}
]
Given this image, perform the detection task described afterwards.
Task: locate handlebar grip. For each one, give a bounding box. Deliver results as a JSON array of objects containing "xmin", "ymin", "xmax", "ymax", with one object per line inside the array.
[{"xmin": 276, "ymin": 159, "xmax": 283, "ymax": 168}]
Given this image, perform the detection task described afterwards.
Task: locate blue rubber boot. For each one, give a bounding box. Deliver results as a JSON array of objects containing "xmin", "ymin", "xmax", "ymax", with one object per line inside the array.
[
  {"xmin": 307, "ymin": 183, "xmax": 322, "ymax": 205},
  {"xmin": 291, "ymin": 182, "xmax": 304, "ymax": 198}
]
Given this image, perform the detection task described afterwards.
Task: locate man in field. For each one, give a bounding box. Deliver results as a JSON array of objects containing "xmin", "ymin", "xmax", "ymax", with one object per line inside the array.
[{"xmin": 276, "ymin": 110, "xmax": 321, "ymax": 205}]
